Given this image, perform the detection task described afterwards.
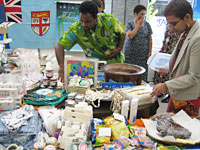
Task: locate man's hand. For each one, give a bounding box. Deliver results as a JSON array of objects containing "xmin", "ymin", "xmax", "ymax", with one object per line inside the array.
[
  {"xmin": 151, "ymin": 83, "xmax": 167, "ymax": 97},
  {"xmin": 106, "ymin": 48, "xmax": 121, "ymax": 59},
  {"xmin": 58, "ymin": 65, "xmax": 64, "ymax": 83}
]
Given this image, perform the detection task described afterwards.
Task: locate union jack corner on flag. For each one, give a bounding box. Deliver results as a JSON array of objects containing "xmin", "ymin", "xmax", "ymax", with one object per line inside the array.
[{"xmin": 0, "ymin": 0, "xmax": 22, "ymax": 23}]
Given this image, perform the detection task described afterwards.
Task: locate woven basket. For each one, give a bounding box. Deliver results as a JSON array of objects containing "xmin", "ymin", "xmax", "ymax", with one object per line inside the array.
[{"xmin": 67, "ymin": 85, "xmax": 89, "ymax": 94}]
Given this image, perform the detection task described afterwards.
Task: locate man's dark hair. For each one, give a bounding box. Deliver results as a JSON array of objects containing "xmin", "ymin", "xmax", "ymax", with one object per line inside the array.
[
  {"xmin": 133, "ymin": 5, "xmax": 146, "ymax": 14},
  {"xmin": 79, "ymin": 1, "xmax": 98, "ymax": 19},
  {"xmin": 164, "ymin": 0, "xmax": 193, "ymax": 19}
]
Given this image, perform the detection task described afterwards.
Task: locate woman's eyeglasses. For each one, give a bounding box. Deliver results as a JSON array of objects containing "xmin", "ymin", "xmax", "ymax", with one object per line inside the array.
[{"xmin": 168, "ymin": 19, "xmax": 182, "ymax": 27}]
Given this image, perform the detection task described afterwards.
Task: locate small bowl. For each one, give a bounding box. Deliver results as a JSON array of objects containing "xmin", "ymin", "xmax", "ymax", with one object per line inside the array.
[{"xmin": 103, "ymin": 63, "xmax": 146, "ymax": 85}]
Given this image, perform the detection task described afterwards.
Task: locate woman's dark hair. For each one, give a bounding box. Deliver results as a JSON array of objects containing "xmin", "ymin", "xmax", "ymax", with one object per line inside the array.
[
  {"xmin": 79, "ymin": 1, "xmax": 98, "ymax": 19},
  {"xmin": 100, "ymin": 0, "xmax": 105, "ymax": 10},
  {"xmin": 133, "ymin": 5, "xmax": 146, "ymax": 14},
  {"xmin": 92, "ymin": 0, "xmax": 103, "ymax": 8},
  {"xmin": 164, "ymin": 0, "xmax": 193, "ymax": 19}
]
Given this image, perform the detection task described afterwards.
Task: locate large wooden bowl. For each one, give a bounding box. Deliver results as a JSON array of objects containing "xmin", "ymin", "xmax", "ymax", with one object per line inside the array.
[{"xmin": 103, "ymin": 63, "xmax": 146, "ymax": 85}]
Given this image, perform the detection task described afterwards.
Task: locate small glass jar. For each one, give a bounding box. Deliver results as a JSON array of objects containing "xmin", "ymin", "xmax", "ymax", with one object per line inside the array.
[
  {"xmin": 50, "ymin": 78, "xmax": 57, "ymax": 88},
  {"xmin": 43, "ymin": 77, "xmax": 50, "ymax": 88},
  {"xmin": 46, "ymin": 69, "xmax": 53, "ymax": 78}
]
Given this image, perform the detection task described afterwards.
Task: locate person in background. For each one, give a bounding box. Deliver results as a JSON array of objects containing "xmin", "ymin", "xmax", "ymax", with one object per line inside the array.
[
  {"xmin": 154, "ymin": 24, "xmax": 180, "ymax": 92},
  {"xmin": 123, "ymin": 5, "xmax": 153, "ymax": 82},
  {"xmin": 100, "ymin": 0, "xmax": 105, "ymax": 12},
  {"xmin": 92, "ymin": 0, "xmax": 104, "ymax": 13},
  {"xmin": 151, "ymin": 0, "xmax": 200, "ymax": 116},
  {"xmin": 55, "ymin": 1, "xmax": 125, "ymax": 83}
]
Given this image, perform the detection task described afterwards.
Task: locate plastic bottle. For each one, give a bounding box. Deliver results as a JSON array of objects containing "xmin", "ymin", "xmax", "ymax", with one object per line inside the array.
[
  {"xmin": 121, "ymin": 100, "xmax": 129, "ymax": 119},
  {"xmin": 129, "ymin": 98, "xmax": 139, "ymax": 124},
  {"xmin": 46, "ymin": 62, "xmax": 53, "ymax": 78},
  {"xmin": 55, "ymin": 120, "xmax": 62, "ymax": 139}
]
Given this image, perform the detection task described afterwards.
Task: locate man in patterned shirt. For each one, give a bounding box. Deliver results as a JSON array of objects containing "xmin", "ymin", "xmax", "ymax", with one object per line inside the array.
[{"xmin": 55, "ymin": 1, "xmax": 125, "ymax": 82}]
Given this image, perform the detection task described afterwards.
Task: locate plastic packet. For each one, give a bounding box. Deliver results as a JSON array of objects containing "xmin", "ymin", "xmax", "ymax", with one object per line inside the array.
[
  {"xmin": 104, "ymin": 144, "xmax": 121, "ymax": 150},
  {"xmin": 104, "ymin": 116, "xmax": 130, "ymax": 140},
  {"xmin": 138, "ymin": 136, "xmax": 155, "ymax": 148},
  {"xmin": 91, "ymin": 118, "xmax": 104, "ymax": 143},
  {"xmin": 94, "ymin": 124, "xmax": 111, "ymax": 146},
  {"xmin": 127, "ymin": 124, "xmax": 137, "ymax": 137},
  {"xmin": 132, "ymin": 126, "xmax": 146, "ymax": 137}
]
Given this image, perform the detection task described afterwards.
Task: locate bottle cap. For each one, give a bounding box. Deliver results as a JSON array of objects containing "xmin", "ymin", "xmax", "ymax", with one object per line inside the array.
[{"xmin": 46, "ymin": 62, "xmax": 53, "ymax": 70}]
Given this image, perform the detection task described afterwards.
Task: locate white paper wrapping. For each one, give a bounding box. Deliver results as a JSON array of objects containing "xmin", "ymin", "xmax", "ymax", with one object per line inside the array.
[{"xmin": 142, "ymin": 110, "xmax": 200, "ymax": 144}]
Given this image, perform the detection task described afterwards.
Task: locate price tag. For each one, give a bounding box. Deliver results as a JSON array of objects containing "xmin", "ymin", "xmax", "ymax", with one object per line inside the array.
[{"xmin": 99, "ymin": 128, "xmax": 111, "ymax": 137}]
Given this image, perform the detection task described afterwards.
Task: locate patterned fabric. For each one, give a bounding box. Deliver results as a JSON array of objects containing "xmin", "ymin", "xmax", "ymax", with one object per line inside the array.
[
  {"xmin": 123, "ymin": 21, "xmax": 152, "ymax": 82},
  {"xmin": 160, "ymin": 28, "xmax": 180, "ymax": 54},
  {"xmin": 0, "ymin": 0, "xmax": 22, "ymax": 23},
  {"xmin": 167, "ymin": 97, "xmax": 200, "ymax": 116},
  {"xmin": 0, "ymin": 105, "xmax": 42, "ymax": 149},
  {"xmin": 58, "ymin": 13, "xmax": 125, "ymax": 64},
  {"xmin": 154, "ymin": 28, "xmax": 180, "ymax": 84}
]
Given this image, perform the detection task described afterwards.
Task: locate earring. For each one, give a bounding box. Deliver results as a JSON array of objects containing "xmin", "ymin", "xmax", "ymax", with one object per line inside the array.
[{"xmin": 187, "ymin": 23, "xmax": 191, "ymax": 28}]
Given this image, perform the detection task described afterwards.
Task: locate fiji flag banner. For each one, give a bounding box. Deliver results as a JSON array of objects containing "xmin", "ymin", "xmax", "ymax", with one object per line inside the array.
[
  {"xmin": 0, "ymin": 0, "xmax": 22, "ymax": 23},
  {"xmin": 193, "ymin": 0, "xmax": 200, "ymax": 21},
  {"xmin": 7, "ymin": 0, "xmax": 57, "ymax": 49}
]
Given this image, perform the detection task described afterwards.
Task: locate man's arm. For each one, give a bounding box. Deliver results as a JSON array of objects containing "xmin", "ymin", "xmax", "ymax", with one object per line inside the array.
[
  {"xmin": 107, "ymin": 34, "xmax": 125, "ymax": 59},
  {"xmin": 55, "ymin": 43, "xmax": 65, "ymax": 83}
]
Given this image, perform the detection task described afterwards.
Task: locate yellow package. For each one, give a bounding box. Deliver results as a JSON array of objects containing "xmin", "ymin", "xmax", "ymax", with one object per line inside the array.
[
  {"xmin": 104, "ymin": 116, "xmax": 130, "ymax": 140},
  {"xmin": 95, "ymin": 124, "xmax": 111, "ymax": 146}
]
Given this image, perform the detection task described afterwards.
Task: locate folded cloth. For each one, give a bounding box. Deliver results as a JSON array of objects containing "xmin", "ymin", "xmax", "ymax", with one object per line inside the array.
[{"xmin": 1, "ymin": 105, "xmax": 34, "ymax": 132}]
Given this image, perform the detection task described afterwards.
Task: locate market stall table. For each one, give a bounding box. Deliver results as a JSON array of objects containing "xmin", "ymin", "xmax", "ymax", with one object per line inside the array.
[{"xmin": 93, "ymin": 98, "xmax": 159, "ymax": 119}]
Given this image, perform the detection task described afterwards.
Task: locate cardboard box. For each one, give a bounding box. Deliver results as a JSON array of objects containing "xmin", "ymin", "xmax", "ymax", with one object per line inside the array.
[
  {"xmin": 0, "ymin": 27, "xmax": 7, "ymax": 34},
  {"xmin": 0, "ymin": 22, "xmax": 15, "ymax": 34},
  {"xmin": 64, "ymin": 106, "xmax": 92, "ymax": 124}
]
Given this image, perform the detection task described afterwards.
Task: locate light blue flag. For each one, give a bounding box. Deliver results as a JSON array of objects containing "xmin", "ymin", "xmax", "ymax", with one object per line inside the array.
[{"xmin": 7, "ymin": 0, "xmax": 56, "ymax": 49}]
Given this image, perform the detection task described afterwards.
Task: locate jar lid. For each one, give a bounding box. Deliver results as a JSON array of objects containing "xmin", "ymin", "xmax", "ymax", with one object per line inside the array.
[
  {"xmin": 44, "ymin": 145, "xmax": 56, "ymax": 150},
  {"xmin": 43, "ymin": 76, "xmax": 48, "ymax": 80},
  {"xmin": 50, "ymin": 77, "xmax": 57, "ymax": 81},
  {"xmin": 46, "ymin": 62, "xmax": 53, "ymax": 70}
]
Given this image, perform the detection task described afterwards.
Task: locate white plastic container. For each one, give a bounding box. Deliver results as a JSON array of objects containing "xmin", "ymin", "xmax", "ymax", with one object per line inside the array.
[
  {"xmin": 147, "ymin": 52, "xmax": 171, "ymax": 72},
  {"xmin": 129, "ymin": 98, "xmax": 139, "ymax": 124},
  {"xmin": 121, "ymin": 100, "xmax": 129, "ymax": 119}
]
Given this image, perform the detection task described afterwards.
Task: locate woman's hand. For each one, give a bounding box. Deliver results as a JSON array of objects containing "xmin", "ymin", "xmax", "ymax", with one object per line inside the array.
[
  {"xmin": 157, "ymin": 68, "xmax": 167, "ymax": 74},
  {"xmin": 151, "ymin": 83, "xmax": 167, "ymax": 97},
  {"xmin": 136, "ymin": 17, "xmax": 144, "ymax": 28},
  {"xmin": 147, "ymin": 52, "xmax": 151, "ymax": 59},
  {"xmin": 127, "ymin": 17, "xmax": 144, "ymax": 39},
  {"xmin": 126, "ymin": 31, "xmax": 132, "ymax": 38}
]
